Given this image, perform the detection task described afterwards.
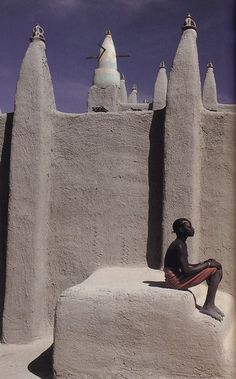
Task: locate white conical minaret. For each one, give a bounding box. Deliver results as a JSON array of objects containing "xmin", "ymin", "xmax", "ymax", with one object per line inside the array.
[
  {"xmin": 93, "ymin": 30, "xmax": 120, "ymax": 88},
  {"xmin": 153, "ymin": 61, "xmax": 168, "ymax": 110},
  {"xmin": 203, "ymin": 62, "xmax": 218, "ymax": 111},
  {"xmin": 128, "ymin": 84, "xmax": 138, "ymax": 104},
  {"xmin": 119, "ymin": 73, "xmax": 128, "ymax": 103}
]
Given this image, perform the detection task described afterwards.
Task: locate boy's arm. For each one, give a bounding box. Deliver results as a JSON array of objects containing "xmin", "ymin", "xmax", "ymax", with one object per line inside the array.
[
  {"xmin": 189, "ymin": 263, "xmax": 202, "ymax": 267},
  {"xmin": 189, "ymin": 259, "xmax": 222, "ymax": 269},
  {"xmin": 178, "ymin": 245, "xmax": 210, "ymax": 274}
]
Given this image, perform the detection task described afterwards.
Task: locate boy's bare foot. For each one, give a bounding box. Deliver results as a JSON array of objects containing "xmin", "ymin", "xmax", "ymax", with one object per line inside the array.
[
  {"xmin": 214, "ymin": 306, "xmax": 225, "ymax": 317},
  {"xmin": 199, "ymin": 306, "xmax": 223, "ymax": 321},
  {"xmin": 200, "ymin": 305, "xmax": 225, "ymax": 318}
]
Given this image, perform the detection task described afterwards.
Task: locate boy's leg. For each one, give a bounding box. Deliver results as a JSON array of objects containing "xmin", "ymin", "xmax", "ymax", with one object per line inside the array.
[{"xmin": 200, "ymin": 268, "xmax": 224, "ymax": 321}]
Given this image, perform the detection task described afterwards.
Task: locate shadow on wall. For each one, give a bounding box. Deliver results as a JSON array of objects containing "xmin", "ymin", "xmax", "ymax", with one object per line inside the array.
[
  {"xmin": 234, "ymin": 114, "xmax": 236, "ymax": 307},
  {"xmin": 146, "ymin": 109, "xmax": 165, "ymax": 269},
  {"xmin": 0, "ymin": 113, "xmax": 13, "ymax": 339}
]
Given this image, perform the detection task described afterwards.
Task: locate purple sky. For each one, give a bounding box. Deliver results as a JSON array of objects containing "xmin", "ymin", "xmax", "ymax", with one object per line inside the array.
[{"xmin": 0, "ymin": 0, "xmax": 235, "ymax": 113}]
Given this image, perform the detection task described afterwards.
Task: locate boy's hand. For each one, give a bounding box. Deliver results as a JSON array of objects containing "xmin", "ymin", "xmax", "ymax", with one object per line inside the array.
[{"xmin": 207, "ymin": 259, "xmax": 222, "ymax": 269}]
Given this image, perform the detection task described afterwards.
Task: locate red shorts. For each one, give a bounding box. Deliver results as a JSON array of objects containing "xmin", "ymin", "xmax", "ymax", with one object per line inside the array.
[{"xmin": 164, "ymin": 267, "xmax": 217, "ymax": 290}]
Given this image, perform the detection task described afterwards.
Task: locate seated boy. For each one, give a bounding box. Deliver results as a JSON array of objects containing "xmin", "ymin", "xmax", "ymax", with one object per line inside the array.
[{"xmin": 164, "ymin": 218, "xmax": 224, "ymax": 321}]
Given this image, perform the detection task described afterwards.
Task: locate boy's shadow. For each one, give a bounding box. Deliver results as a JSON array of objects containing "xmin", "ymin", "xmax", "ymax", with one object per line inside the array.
[
  {"xmin": 143, "ymin": 280, "xmax": 168, "ymax": 288},
  {"xmin": 143, "ymin": 281, "xmax": 201, "ymax": 310}
]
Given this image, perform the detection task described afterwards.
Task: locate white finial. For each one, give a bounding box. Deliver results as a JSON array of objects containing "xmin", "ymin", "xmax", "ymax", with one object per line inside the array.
[
  {"xmin": 207, "ymin": 62, "xmax": 214, "ymax": 69},
  {"xmin": 159, "ymin": 61, "xmax": 166, "ymax": 68},
  {"xmin": 182, "ymin": 14, "xmax": 197, "ymax": 31},
  {"xmin": 132, "ymin": 83, "xmax": 137, "ymax": 91},
  {"xmin": 30, "ymin": 24, "xmax": 45, "ymax": 43}
]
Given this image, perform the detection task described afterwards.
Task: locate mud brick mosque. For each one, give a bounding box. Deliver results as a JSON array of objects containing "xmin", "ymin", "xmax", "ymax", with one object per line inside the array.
[{"xmin": 0, "ymin": 14, "xmax": 235, "ymax": 378}]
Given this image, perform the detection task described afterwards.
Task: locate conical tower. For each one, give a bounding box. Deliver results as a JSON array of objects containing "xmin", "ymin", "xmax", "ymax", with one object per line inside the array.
[
  {"xmin": 153, "ymin": 61, "xmax": 168, "ymax": 110},
  {"xmin": 2, "ymin": 25, "xmax": 55, "ymax": 343},
  {"xmin": 93, "ymin": 30, "xmax": 120, "ymax": 88},
  {"xmin": 88, "ymin": 30, "xmax": 121, "ymax": 112},
  {"xmin": 162, "ymin": 14, "xmax": 202, "ymax": 263},
  {"xmin": 203, "ymin": 62, "xmax": 218, "ymax": 111},
  {"xmin": 119, "ymin": 73, "xmax": 128, "ymax": 103},
  {"xmin": 128, "ymin": 84, "xmax": 138, "ymax": 104}
]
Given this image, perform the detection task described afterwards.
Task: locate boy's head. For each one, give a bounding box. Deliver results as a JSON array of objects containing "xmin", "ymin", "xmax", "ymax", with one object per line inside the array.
[{"xmin": 172, "ymin": 218, "xmax": 194, "ymax": 237}]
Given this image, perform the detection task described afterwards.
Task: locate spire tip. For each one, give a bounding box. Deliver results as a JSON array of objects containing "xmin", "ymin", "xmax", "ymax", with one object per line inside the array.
[
  {"xmin": 30, "ymin": 24, "xmax": 45, "ymax": 43},
  {"xmin": 182, "ymin": 14, "xmax": 197, "ymax": 31},
  {"xmin": 207, "ymin": 62, "xmax": 214, "ymax": 68}
]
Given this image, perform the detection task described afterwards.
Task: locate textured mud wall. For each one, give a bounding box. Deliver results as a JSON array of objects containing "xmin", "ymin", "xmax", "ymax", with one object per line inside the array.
[
  {"xmin": 200, "ymin": 109, "xmax": 236, "ymax": 294},
  {"xmin": 88, "ymin": 85, "xmax": 120, "ymax": 112},
  {"xmin": 47, "ymin": 110, "xmax": 163, "ymax": 317},
  {"xmin": 0, "ymin": 105, "xmax": 235, "ymax": 334},
  {"xmin": 44, "ymin": 106, "xmax": 235, "ymax": 317},
  {"xmin": 54, "ymin": 268, "xmax": 235, "ymax": 379}
]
